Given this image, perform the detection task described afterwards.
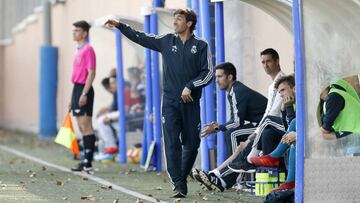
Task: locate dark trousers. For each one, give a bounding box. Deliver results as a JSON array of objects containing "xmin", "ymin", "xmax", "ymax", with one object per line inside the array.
[
  {"xmin": 256, "ymin": 116, "xmax": 285, "ymax": 155},
  {"xmin": 224, "ymin": 123, "xmax": 257, "ymax": 159},
  {"xmin": 218, "ymin": 139, "xmax": 255, "ymax": 188},
  {"xmin": 162, "ymin": 97, "xmax": 201, "ymax": 189}
]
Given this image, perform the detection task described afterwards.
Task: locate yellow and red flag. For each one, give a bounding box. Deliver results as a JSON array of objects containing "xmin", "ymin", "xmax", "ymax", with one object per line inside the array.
[{"xmin": 55, "ymin": 112, "xmax": 80, "ymax": 157}]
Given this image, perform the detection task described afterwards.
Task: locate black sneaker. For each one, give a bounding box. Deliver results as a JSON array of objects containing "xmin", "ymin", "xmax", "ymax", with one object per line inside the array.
[
  {"xmin": 172, "ymin": 183, "xmax": 187, "ymax": 198},
  {"xmin": 199, "ymin": 170, "xmax": 224, "ymax": 192},
  {"xmin": 191, "ymin": 168, "xmax": 212, "ymax": 190},
  {"xmin": 228, "ymin": 160, "xmax": 256, "ymax": 173},
  {"xmin": 172, "ymin": 190, "xmax": 186, "ymax": 198},
  {"xmin": 71, "ymin": 162, "xmax": 94, "ymax": 174}
]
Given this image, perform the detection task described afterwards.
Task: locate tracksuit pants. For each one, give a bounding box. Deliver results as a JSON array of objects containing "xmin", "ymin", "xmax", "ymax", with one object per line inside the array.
[
  {"xmin": 162, "ymin": 97, "xmax": 201, "ymax": 189},
  {"xmin": 224, "ymin": 123, "xmax": 257, "ymax": 158}
]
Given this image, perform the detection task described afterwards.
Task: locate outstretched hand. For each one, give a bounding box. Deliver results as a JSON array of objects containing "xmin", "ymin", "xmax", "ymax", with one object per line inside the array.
[{"xmin": 104, "ymin": 19, "xmax": 120, "ymax": 28}]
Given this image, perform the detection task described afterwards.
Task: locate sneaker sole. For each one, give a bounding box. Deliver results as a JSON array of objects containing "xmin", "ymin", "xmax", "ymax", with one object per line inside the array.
[
  {"xmin": 172, "ymin": 191, "xmax": 186, "ymax": 198},
  {"xmin": 227, "ymin": 165, "xmax": 256, "ymax": 173},
  {"xmin": 198, "ymin": 171, "xmax": 223, "ymax": 192},
  {"xmin": 191, "ymin": 168, "xmax": 212, "ymax": 191}
]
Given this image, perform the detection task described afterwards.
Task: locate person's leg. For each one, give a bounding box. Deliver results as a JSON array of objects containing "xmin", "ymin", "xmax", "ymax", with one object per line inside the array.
[
  {"xmin": 260, "ymin": 127, "xmax": 284, "ymax": 155},
  {"xmin": 270, "ymin": 119, "xmax": 296, "ymax": 157},
  {"xmin": 71, "ymin": 85, "xmax": 95, "ymax": 172},
  {"xmin": 162, "ymin": 97, "xmax": 183, "ymax": 195},
  {"xmin": 180, "ymin": 100, "xmax": 201, "ymax": 195},
  {"xmin": 218, "ymin": 166, "xmax": 240, "ymax": 189},
  {"xmin": 252, "ymin": 116, "xmax": 285, "ymax": 150},
  {"xmin": 224, "ymin": 127, "xmax": 238, "ymax": 159},
  {"xmin": 271, "ymin": 144, "xmax": 296, "ymax": 192},
  {"xmin": 225, "ymin": 124, "xmax": 256, "ymax": 158},
  {"xmin": 285, "ymin": 144, "xmax": 295, "ymax": 182},
  {"xmin": 96, "ymin": 114, "xmax": 117, "ymax": 150},
  {"xmin": 77, "ymin": 116, "xmax": 95, "ymax": 167}
]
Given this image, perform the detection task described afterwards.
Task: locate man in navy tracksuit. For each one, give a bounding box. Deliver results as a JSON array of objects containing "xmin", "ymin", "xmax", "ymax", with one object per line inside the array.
[
  {"xmin": 105, "ymin": 8, "xmax": 213, "ymax": 198},
  {"xmin": 201, "ymin": 62, "xmax": 267, "ymax": 158}
]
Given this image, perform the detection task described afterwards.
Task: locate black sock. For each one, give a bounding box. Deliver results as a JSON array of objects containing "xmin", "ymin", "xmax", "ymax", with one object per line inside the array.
[{"xmin": 83, "ymin": 134, "xmax": 96, "ymax": 166}]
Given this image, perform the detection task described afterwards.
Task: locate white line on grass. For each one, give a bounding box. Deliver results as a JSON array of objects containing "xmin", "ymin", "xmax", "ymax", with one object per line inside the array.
[{"xmin": 0, "ymin": 145, "xmax": 167, "ymax": 203}]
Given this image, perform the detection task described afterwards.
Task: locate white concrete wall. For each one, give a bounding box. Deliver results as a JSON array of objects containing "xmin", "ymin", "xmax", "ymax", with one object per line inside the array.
[
  {"xmin": 0, "ymin": 0, "xmax": 294, "ymax": 133},
  {"xmin": 224, "ymin": 0, "xmax": 294, "ymax": 96}
]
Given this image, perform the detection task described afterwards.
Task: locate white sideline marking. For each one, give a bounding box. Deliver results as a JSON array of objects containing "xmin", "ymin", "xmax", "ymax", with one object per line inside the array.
[{"xmin": 0, "ymin": 145, "xmax": 167, "ymax": 203}]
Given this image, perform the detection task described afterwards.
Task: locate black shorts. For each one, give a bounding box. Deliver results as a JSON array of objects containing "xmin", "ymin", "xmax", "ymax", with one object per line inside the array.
[{"xmin": 71, "ymin": 83, "xmax": 94, "ymax": 117}]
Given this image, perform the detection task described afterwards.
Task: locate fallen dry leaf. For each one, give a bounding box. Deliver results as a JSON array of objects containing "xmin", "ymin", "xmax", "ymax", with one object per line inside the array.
[
  {"xmin": 100, "ymin": 185, "xmax": 112, "ymax": 190},
  {"xmin": 56, "ymin": 180, "xmax": 63, "ymax": 186},
  {"xmin": 63, "ymin": 197, "xmax": 68, "ymax": 200},
  {"xmin": 80, "ymin": 194, "xmax": 96, "ymax": 201},
  {"xmin": 202, "ymin": 196, "xmax": 208, "ymax": 201},
  {"xmin": 173, "ymin": 198, "xmax": 181, "ymax": 202},
  {"xmin": 113, "ymin": 199, "xmax": 119, "ymax": 203},
  {"xmin": 29, "ymin": 172, "xmax": 36, "ymax": 178},
  {"xmin": 154, "ymin": 186, "xmax": 162, "ymax": 190},
  {"xmin": 136, "ymin": 198, "xmax": 144, "ymax": 203}
]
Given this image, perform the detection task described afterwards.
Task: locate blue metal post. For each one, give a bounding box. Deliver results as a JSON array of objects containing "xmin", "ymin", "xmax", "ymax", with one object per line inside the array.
[
  {"xmin": 115, "ymin": 29, "xmax": 127, "ymax": 163},
  {"xmin": 39, "ymin": 46, "xmax": 58, "ymax": 138},
  {"xmin": 141, "ymin": 15, "xmax": 153, "ymax": 167},
  {"xmin": 192, "ymin": 0, "xmax": 210, "ymax": 171},
  {"xmin": 200, "ymin": 90, "xmax": 210, "ymax": 171},
  {"xmin": 151, "ymin": 0, "xmax": 163, "ymax": 171},
  {"xmin": 292, "ymin": 0, "xmax": 305, "ymax": 202},
  {"xmin": 39, "ymin": 0, "xmax": 57, "ymax": 139},
  {"xmin": 215, "ymin": 1, "xmax": 227, "ymax": 165},
  {"xmin": 140, "ymin": 119, "xmax": 148, "ymax": 166},
  {"xmin": 200, "ymin": 0, "xmax": 216, "ymax": 170}
]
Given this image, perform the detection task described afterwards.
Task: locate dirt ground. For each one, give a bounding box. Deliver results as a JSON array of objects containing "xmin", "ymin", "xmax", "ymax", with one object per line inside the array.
[{"xmin": 0, "ymin": 129, "xmax": 264, "ymax": 203}]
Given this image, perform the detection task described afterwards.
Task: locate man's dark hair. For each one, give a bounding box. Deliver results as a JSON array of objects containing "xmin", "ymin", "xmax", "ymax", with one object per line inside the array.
[
  {"xmin": 73, "ymin": 20, "xmax": 91, "ymax": 33},
  {"xmin": 215, "ymin": 62, "xmax": 237, "ymax": 81},
  {"xmin": 174, "ymin": 8, "xmax": 197, "ymax": 32},
  {"xmin": 101, "ymin": 77, "xmax": 110, "ymax": 89},
  {"xmin": 275, "ymin": 75, "xmax": 295, "ymax": 89},
  {"xmin": 260, "ymin": 48, "xmax": 279, "ymax": 61}
]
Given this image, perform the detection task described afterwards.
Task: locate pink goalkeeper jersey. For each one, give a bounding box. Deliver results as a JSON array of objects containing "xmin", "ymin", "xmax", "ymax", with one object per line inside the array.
[{"xmin": 71, "ymin": 43, "xmax": 96, "ymax": 84}]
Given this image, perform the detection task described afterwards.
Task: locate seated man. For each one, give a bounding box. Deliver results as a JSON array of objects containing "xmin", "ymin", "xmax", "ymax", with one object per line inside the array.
[
  {"xmin": 96, "ymin": 75, "xmax": 119, "ymax": 159},
  {"xmin": 319, "ymin": 79, "xmax": 360, "ymax": 140},
  {"xmin": 251, "ymin": 119, "xmax": 296, "ymax": 192},
  {"xmin": 192, "ymin": 75, "xmax": 296, "ymax": 192},
  {"xmin": 201, "ymin": 62, "xmax": 267, "ymax": 158}
]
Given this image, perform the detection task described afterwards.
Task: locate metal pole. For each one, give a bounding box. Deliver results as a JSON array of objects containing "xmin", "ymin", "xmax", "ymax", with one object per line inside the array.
[
  {"xmin": 200, "ymin": 0, "xmax": 216, "ymax": 170},
  {"xmin": 115, "ymin": 29, "xmax": 127, "ymax": 163},
  {"xmin": 39, "ymin": 0, "xmax": 57, "ymax": 138},
  {"xmin": 192, "ymin": 0, "xmax": 210, "ymax": 171},
  {"xmin": 215, "ymin": 1, "xmax": 226, "ymax": 166},
  {"xmin": 151, "ymin": 0, "xmax": 163, "ymax": 171},
  {"xmin": 141, "ymin": 15, "xmax": 153, "ymax": 167},
  {"xmin": 292, "ymin": 0, "xmax": 305, "ymax": 202},
  {"xmin": 42, "ymin": 0, "xmax": 51, "ymax": 45}
]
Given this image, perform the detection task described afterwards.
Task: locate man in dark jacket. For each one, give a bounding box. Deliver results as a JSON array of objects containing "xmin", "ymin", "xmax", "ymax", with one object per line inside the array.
[
  {"xmin": 105, "ymin": 8, "xmax": 213, "ymax": 198},
  {"xmin": 201, "ymin": 62, "xmax": 267, "ymax": 158}
]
